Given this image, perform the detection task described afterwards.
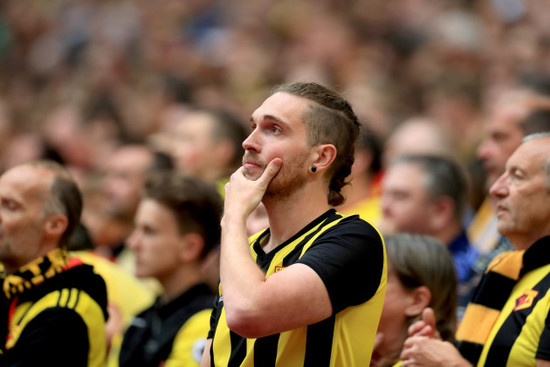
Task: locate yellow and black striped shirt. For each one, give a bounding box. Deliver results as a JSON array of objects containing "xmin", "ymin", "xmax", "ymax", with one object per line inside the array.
[
  {"xmin": 208, "ymin": 209, "xmax": 387, "ymax": 366},
  {"xmin": 0, "ymin": 258, "xmax": 108, "ymax": 367},
  {"xmin": 457, "ymin": 236, "xmax": 550, "ymax": 366}
]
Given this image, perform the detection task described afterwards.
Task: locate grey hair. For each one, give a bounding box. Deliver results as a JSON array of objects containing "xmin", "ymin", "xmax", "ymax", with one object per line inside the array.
[
  {"xmin": 42, "ymin": 187, "xmax": 66, "ymax": 218},
  {"xmin": 522, "ymin": 132, "xmax": 550, "ymax": 142},
  {"xmin": 523, "ymin": 132, "xmax": 550, "ymax": 189},
  {"xmin": 26, "ymin": 160, "xmax": 83, "ymax": 247}
]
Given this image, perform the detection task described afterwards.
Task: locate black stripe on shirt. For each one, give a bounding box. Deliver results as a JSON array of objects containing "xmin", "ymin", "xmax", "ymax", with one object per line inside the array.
[
  {"xmin": 228, "ymin": 330, "xmax": 247, "ymax": 367},
  {"xmin": 485, "ymin": 272, "xmax": 550, "ymax": 364},
  {"xmin": 472, "ymin": 272, "xmax": 517, "ymax": 309},
  {"xmin": 304, "ymin": 315, "xmax": 335, "ymax": 367},
  {"xmin": 457, "ymin": 341, "xmax": 484, "ymax": 365},
  {"xmin": 254, "ymin": 333, "xmax": 279, "ymax": 367}
]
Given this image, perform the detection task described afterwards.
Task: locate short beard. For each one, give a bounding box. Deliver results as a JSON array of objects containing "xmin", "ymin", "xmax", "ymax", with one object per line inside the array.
[{"xmin": 264, "ymin": 152, "xmax": 309, "ymax": 201}]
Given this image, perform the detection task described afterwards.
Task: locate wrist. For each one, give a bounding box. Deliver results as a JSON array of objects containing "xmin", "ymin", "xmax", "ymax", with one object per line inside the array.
[{"xmin": 221, "ymin": 213, "xmax": 247, "ymax": 229}]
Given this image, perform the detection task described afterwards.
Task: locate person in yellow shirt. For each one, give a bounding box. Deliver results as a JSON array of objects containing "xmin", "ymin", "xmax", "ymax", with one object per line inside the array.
[
  {"xmin": 119, "ymin": 170, "xmax": 222, "ymax": 367},
  {"xmin": 0, "ymin": 160, "xmax": 108, "ymax": 367},
  {"xmin": 402, "ymin": 133, "xmax": 550, "ymax": 367},
  {"xmin": 202, "ymin": 82, "xmax": 386, "ymax": 366},
  {"xmin": 337, "ymin": 126, "xmax": 384, "ymax": 225}
]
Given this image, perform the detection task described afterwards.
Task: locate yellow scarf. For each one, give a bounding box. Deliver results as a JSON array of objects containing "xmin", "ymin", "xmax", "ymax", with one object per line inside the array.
[
  {"xmin": 456, "ymin": 250, "xmax": 524, "ymax": 363},
  {"xmin": 1, "ymin": 248, "xmax": 71, "ymax": 300}
]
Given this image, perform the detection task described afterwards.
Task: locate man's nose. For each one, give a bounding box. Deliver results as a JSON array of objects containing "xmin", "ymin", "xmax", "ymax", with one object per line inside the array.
[
  {"xmin": 242, "ymin": 130, "xmax": 260, "ymax": 153},
  {"xmin": 489, "ymin": 173, "xmax": 508, "ymax": 198}
]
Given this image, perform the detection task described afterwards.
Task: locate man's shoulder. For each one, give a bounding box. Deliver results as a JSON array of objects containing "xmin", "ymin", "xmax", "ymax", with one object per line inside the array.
[
  {"xmin": 120, "ymin": 286, "xmax": 213, "ymax": 366},
  {"xmin": 59, "ymin": 263, "xmax": 107, "ymax": 299},
  {"xmin": 177, "ymin": 308, "xmax": 212, "ymax": 336},
  {"xmin": 7, "ymin": 269, "xmax": 108, "ymax": 352},
  {"xmin": 34, "ymin": 265, "xmax": 108, "ymax": 315},
  {"xmin": 135, "ymin": 284, "xmax": 214, "ymax": 325},
  {"xmin": 24, "ymin": 263, "xmax": 109, "ymax": 320},
  {"xmin": 324, "ymin": 212, "xmax": 383, "ymax": 241},
  {"xmin": 301, "ymin": 212, "xmax": 385, "ymax": 262}
]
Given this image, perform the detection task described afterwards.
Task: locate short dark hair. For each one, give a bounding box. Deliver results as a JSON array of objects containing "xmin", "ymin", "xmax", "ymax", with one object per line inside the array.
[
  {"xmin": 272, "ymin": 82, "xmax": 361, "ymax": 206},
  {"xmin": 390, "ymin": 154, "xmax": 469, "ymax": 221},
  {"xmin": 143, "ymin": 171, "xmax": 223, "ymax": 258},
  {"xmin": 28, "ymin": 160, "xmax": 83, "ymax": 247}
]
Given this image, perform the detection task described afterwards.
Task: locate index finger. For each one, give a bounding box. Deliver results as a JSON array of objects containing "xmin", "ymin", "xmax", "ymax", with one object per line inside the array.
[{"xmin": 256, "ymin": 158, "xmax": 282, "ymax": 189}]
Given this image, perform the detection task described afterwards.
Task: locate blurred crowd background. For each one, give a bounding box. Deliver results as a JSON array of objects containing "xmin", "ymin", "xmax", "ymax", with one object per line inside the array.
[
  {"xmin": 1, "ymin": 0, "xmax": 550, "ymax": 249},
  {"xmin": 3, "ymin": 1, "xmax": 550, "ymax": 364}
]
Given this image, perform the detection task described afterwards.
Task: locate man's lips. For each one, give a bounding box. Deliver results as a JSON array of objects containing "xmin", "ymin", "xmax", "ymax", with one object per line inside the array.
[
  {"xmin": 495, "ymin": 204, "xmax": 507, "ymax": 215},
  {"xmin": 243, "ymin": 160, "xmax": 262, "ymax": 170}
]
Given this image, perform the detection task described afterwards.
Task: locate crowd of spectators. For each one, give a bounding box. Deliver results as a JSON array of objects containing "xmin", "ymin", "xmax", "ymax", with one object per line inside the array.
[
  {"xmin": 2, "ymin": 0, "xmax": 550, "ymax": 365},
  {"xmin": 1, "ymin": 0, "xmax": 550, "ymax": 178}
]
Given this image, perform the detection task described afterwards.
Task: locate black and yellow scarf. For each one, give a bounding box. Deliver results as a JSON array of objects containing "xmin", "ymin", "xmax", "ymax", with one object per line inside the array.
[
  {"xmin": 1, "ymin": 248, "xmax": 73, "ymax": 300},
  {"xmin": 456, "ymin": 236, "xmax": 550, "ymax": 364}
]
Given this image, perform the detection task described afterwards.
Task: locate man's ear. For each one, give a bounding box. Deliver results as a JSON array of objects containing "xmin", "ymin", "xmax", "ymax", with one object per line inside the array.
[
  {"xmin": 179, "ymin": 233, "xmax": 205, "ymax": 263},
  {"xmin": 311, "ymin": 144, "xmax": 337, "ymax": 172},
  {"xmin": 428, "ymin": 196, "xmax": 454, "ymax": 231},
  {"xmin": 44, "ymin": 214, "xmax": 68, "ymax": 239},
  {"xmin": 404, "ymin": 285, "xmax": 432, "ymax": 317}
]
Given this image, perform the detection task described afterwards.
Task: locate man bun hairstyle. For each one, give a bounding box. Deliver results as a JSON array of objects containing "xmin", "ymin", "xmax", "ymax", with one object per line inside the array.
[{"xmin": 272, "ymin": 82, "xmax": 361, "ymax": 206}]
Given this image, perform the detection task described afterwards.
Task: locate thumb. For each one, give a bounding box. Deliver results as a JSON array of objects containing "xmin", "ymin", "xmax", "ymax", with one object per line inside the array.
[
  {"xmin": 421, "ymin": 307, "xmax": 442, "ymax": 339},
  {"xmin": 422, "ymin": 307, "xmax": 437, "ymax": 331}
]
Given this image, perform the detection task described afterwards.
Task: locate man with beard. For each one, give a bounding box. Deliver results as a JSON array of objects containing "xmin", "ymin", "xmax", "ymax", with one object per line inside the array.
[{"xmin": 201, "ymin": 82, "xmax": 387, "ymax": 366}]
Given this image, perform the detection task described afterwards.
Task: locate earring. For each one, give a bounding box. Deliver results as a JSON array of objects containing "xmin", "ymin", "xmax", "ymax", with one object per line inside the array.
[{"xmin": 311, "ymin": 165, "xmax": 317, "ymax": 173}]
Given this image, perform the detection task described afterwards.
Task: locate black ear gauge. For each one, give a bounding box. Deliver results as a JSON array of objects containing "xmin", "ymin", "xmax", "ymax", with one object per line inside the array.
[{"xmin": 311, "ymin": 166, "xmax": 317, "ymax": 173}]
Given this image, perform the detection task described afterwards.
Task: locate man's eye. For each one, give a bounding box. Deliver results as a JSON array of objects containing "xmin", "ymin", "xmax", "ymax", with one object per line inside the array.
[
  {"xmin": 267, "ymin": 124, "xmax": 281, "ymax": 134},
  {"xmin": 2, "ymin": 201, "xmax": 18, "ymax": 210},
  {"xmin": 392, "ymin": 192, "xmax": 408, "ymax": 200},
  {"xmin": 143, "ymin": 226, "xmax": 156, "ymax": 235},
  {"xmin": 510, "ymin": 168, "xmax": 525, "ymax": 180}
]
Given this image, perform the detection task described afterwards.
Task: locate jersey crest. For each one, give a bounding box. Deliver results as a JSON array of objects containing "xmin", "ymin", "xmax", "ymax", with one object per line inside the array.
[{"xmin": 514, "ymin": 289, "xmax": 539, "ymax": 311}]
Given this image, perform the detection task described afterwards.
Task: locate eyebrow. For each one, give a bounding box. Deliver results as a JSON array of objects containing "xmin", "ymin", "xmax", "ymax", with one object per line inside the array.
[
  {"xmin": 251, "ymin": 115, "xmax": 293, "ymax": 134},
  {"xmin": 250, "ymin": 114, "xmax": 286, "ymax": 125}
]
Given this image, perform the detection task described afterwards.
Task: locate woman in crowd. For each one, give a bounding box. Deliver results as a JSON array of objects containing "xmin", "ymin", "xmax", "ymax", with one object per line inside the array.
[{"xmin": 371, "ymin": 233, "xmax": 457, "ymax": 367}]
